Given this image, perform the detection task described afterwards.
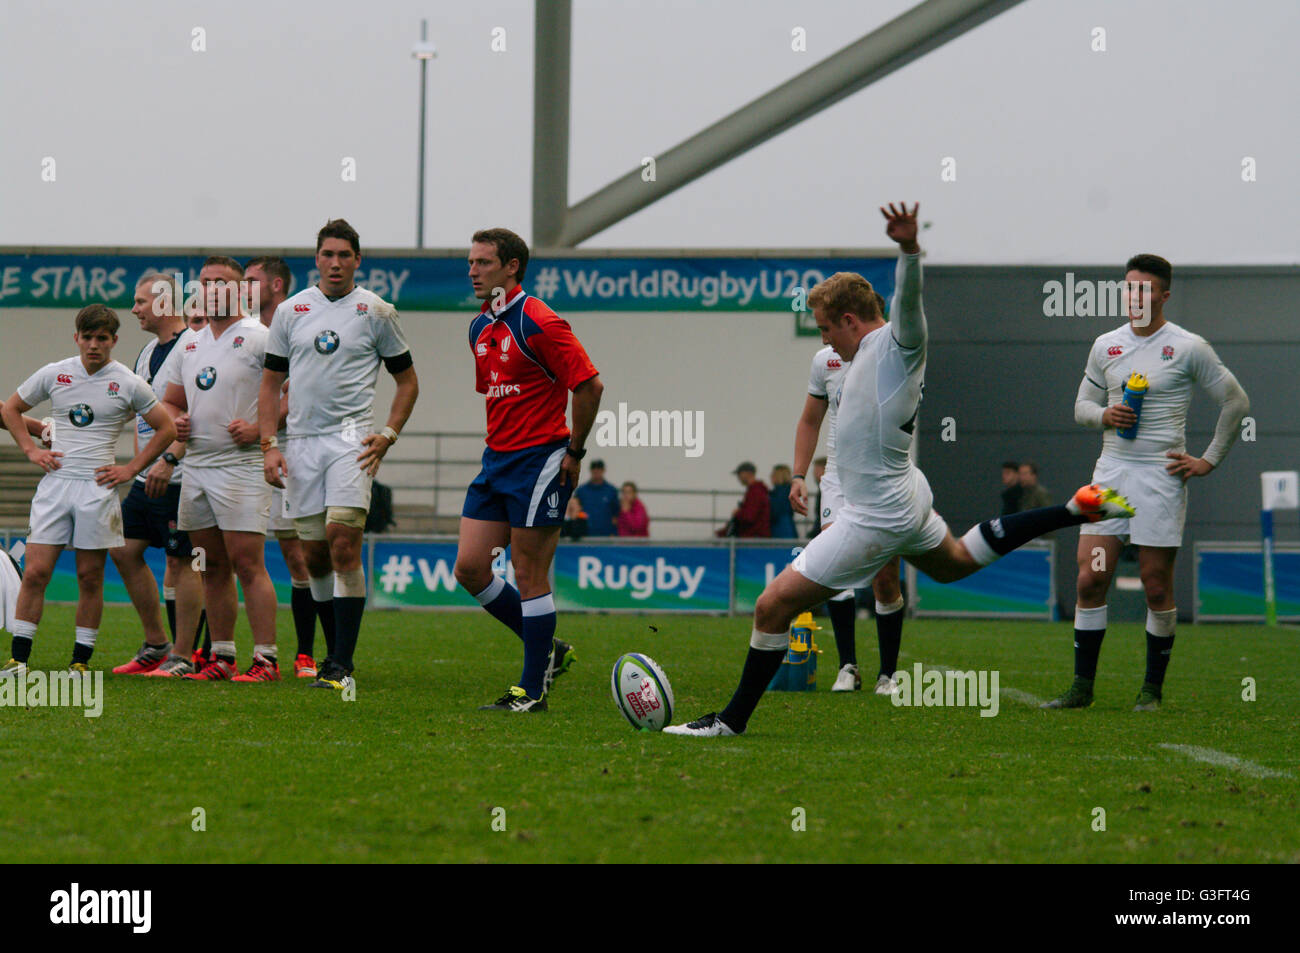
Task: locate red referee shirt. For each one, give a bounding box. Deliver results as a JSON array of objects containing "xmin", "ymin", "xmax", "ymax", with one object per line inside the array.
[{"xmin": 468, "ymin": 286, "xmax": 598, "ymax": 452}]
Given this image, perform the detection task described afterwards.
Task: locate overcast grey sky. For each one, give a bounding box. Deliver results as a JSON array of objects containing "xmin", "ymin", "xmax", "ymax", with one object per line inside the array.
[{"xmin": 1, "ymin": 0, "xmax": 1296, "ymax": 263}]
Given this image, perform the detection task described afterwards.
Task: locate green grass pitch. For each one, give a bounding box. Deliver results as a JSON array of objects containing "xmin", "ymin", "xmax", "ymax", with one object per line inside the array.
[{"xmin": 2, "ymin": 606, "xmax": 1296, "ymax": 863}]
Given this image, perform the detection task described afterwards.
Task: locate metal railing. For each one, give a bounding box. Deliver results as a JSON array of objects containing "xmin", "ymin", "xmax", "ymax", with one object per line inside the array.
[{"xmin": 376, "ymin": 430, "xmax": 816, "ymax": 537}]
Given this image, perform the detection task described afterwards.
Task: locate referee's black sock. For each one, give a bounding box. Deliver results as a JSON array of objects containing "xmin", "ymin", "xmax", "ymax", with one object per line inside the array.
[
  {"xmin": 826, "ymin": 595, "xmax": 856, "ymax": 668},
  {"xmin": 718, "ymin": 635, "xmax": 788, "ymax": 733}
]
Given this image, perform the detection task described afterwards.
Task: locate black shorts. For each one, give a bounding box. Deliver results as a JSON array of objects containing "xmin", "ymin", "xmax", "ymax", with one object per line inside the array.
[{"xmin": 120, "ymin": 481, "xmax": 193, "ymax": 558}]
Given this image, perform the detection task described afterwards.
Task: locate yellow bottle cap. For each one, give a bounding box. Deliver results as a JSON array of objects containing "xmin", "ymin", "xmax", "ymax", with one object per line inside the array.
[{"xmin": 1126, "ymin": 372, "xmax": 1148, "ymax": 392}]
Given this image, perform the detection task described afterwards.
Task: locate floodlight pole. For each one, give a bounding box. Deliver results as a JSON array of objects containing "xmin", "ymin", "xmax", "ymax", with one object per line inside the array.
[{"xmin": 413, "ymin": 20, "xmax": 437, "ymax": 249}]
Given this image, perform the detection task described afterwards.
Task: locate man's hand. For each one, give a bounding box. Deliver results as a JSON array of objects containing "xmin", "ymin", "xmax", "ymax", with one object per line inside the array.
[
  {"xmin": 559, "ymin": 450, "xmax": 581, "ymax": 488},
  {"xmin": 789, "ymin": 475, "xmax": 809, "ymax": 516},
  {"xmin": 356, "ymin": 433, "xmax": 393, "ymax": 477},
  {"xmin": 174, "ymin": 413, "xmax": 192, "ymax": 441},
  {"xmin": 25, "ymin": 446, "xmax": 62, "ymax": 473},
  {"xmin": 95, "ymin": 463, "xmax": 137, "ymax": 488},
  {"xmin": 1166, "ymin": 451, "xmax": 1213, "ymax": 482},
  {"xmin": 227, "ymin": 418, "xmax": 259, "ymax": 446},
  {"xmin": 1101, "ymin": 403, "xmax": 1137, "ymax": 429},
  {"xmin": 880, "ymin": 202, "xmax": 921, "ymax": 254},
  {"xmin": 144, "ymin": 459, "xmax": 173, "ymax": 498},
  {"xmin": 264, "ymin": 447, "xmax": 288, "ymax": 488}
]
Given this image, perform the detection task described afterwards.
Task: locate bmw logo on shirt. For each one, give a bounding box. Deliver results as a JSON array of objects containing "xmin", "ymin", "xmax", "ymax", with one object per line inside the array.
[
  {"xmin": 196, "ymin": 366, "xmax": 217, "ymax": 390},
  {"xmin": 69, "ymin": 403, "xmax": 94, "ymax": 427},
  {"xmin": 315, "ymin": 330, "xmax": 340, "ymax": 355}
]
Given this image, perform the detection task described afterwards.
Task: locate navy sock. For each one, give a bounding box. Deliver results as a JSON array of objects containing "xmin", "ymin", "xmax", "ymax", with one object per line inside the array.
[
  {"xmin": 519, "ymin": 594, "xmax": 556, "ymax": 699},
  {"xmin": 826, "ymin": 596, "xmax": 856, "ymax": 667},
  {"xmin": 474, "ymin": 577, "xmax": 524, "ymax": 640},
  {"xmin": 71, "ymin": 642, "xmax": 93, "ymax": 665},
  {"xmin": 876, "ymin": 606, "xmax": 904, "ymax": 678},
  {"xmin": 332, "ymin": 596, "xmax": 366, "ymax": 671},
  {"xmin": 290, "ymin": 585, "xmax": 316, "ymax": 658},
  {"xmin": 1074, "ymin": 629, "xmax": 1105, "ymax": 680},
  {"xmin": 315, "ymin": 599, "xmax": 336, "ymax": 657},
  {"xmin": 719, "ymin": 646, "xmax": 787, "ymax": 733},
  {"xmin": 1144, "ymin": 632, "xmax": 1175, "ymax": 686},
  {"xmin": 200, "ymin": 611, "xmax": 211, "ymax": 654},
  {"xmin": 11, "ymin": 636, "xmax": 33, "ymax": 664},
  {"xmin": 165, "ymin": 598, "xmax": 177, "ymax": 641},
  {"xmin": 978, "ymin": 505, "xmax": 1085, "ymax": 557}
]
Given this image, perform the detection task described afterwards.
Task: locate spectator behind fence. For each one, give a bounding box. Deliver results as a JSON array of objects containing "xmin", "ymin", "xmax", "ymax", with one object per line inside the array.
[
  {"xmin": 1016, "ymin": 461, "xmax": 1053, "ymax": 511},
  {"xmin": 574, "ymin": 459, "xmax": 619, "ymax": 536},
  {"xmin": 769, "ymin": 465, "xmax": 797, "ymax": 539},
  {"xmin": 1000, "ymin": 460, "xmax": 1022, "ymax": 515},
  {"xmin": 717, "ymin": 461, "xmax": 771, "ymax": 537},
  {"xmin": 616, "ymin": 481, "xmax": 649, "ymax": 537},
  {"xmin": 562, "ymin": 495, "xmax": 588, "ymax": 541}
]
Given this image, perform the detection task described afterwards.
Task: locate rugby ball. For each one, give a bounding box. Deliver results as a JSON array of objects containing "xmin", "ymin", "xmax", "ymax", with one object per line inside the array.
[{"xmin": 611, "ymin": 653, "xmax": 675, "ymax": 731}]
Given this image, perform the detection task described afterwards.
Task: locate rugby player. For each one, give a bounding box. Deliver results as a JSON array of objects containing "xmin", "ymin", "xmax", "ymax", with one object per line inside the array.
[
  {"xmin": 159, "ymin": 257, "xmax": 280, "ymax": 681},
  {"xmin": 667, "ymin": 203, "xmax": 1135, "ymax": 737},
  {"xmin": 1043, "ymin": 254, "xmax": 1250, "ymax": 711},
  {"xmin": 246, "ymin": 255, "xmax": 324, "ymax": 678},
  {"xmin": 260, "ymin": 220, "xmax": 418, "ymax": 690},
  {"xmin": 0, "ymin": 305, "xmax": 175, "ymax": 675},
  {"xmin": 109, "ymin": 273, "xmax": 206, "ymax": 676},
  {"xmin": 454, "ymin": 228, "xmax": 602, "ymax": 712},
  {"xmin": 791, "ymin": 288, "xmax": 906, "ymax": 695}
]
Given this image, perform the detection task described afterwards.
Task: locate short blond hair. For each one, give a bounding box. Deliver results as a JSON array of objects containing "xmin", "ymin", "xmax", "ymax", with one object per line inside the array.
[{"xmin": 808, "ymin": 272, "xmax": 881, "ymax": 324}]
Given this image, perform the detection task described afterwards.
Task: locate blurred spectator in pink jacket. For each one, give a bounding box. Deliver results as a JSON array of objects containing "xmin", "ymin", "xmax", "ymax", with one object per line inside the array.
[{"xmin": 616, "ymin": 481, "xmax": 649, "ymax": 537}]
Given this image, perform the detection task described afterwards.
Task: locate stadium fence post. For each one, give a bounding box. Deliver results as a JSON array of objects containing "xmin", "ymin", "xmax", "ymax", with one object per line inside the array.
[{"xmin": 1260, "ymin": 471, "xmax": 1299, "ymax": 627}]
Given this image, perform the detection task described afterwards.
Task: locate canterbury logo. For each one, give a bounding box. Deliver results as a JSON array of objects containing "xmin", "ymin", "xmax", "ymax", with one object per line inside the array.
[
  {"xmin": 294, "ymin": 304, "xmax": 311, "ymax": 313},
  {"xmin": 1107, "ymin": 346, "xmax": 1123, "ymax": 356},
  {"xmin": 56, "ymin": 374, "xmax": 73, "ymax": 385}
]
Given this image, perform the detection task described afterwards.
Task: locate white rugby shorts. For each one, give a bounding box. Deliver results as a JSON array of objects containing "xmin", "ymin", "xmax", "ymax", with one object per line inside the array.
[
  {"xmin": 27, "ymin": 476, "xmax": 124, "ymax": 550},
  {"xmin": 179, "ymin": 465, "xmax": 272, "ymax": 534},
  {"xmin": 1079, "ymin": 454, "xmax": 1187, "ymax": 548},
  {"xmin": 283, "ymin": 431, "xmax": 373, "ymax": 519}
]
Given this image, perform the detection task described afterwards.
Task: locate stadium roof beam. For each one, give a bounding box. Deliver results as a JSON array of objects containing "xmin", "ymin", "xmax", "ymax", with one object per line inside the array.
[{"xmin": 534, "ymin": 0, "xmax": 1026, "ymax": 248}]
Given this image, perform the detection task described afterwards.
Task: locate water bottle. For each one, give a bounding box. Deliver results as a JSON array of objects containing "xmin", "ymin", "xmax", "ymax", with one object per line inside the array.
[{"xmin": 1116, "ymin": 372, "xmax": 1148, "ymax": 440}]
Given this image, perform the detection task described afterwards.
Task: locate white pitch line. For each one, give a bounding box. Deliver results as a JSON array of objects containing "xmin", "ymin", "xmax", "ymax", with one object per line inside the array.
[{"xmin": 1158, "ymin": 744, "xmax": 1294, "ymax": 779}]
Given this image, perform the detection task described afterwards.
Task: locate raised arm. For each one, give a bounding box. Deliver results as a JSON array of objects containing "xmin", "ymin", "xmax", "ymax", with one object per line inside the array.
[{"xmin": 881, "ymin": 202, "xmax": 925, "ymax": 349}]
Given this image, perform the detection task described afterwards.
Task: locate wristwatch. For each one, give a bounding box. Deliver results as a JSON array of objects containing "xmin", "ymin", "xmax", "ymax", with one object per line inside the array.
[
  {"xmin": 162, "ymin": 452, "xmax": 180, "ymax": 466},
  {"xmin": 565, "ymin": 444, "xmax": 587, "ymax": 461}
]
